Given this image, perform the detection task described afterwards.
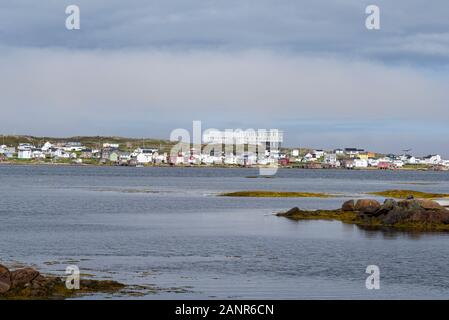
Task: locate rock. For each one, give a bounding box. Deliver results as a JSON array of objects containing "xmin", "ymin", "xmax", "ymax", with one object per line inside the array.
[
  {"xmin": 342, "ymin": 200, "xmax": 355, "ymax": 211},
  {"xmin": 0, "ymin": 264, "xmax": 11, "ymax": 294},
  {"xmin": 380, "ymin": 208, "xmax": 415, "ymax": 225},
  {"xmin": 11, "ymin": 268, "xmax": 40, "ymax": 289},
  {"xmin": 410, "ymin": 209, "xmax": 449, "ymax": 224},
  {"xmin": 283, "ymin": 207, "xmax": 300, "ymax": 216},
  {"xmin": 374, "ymin": 199, "xmax": 399, "ymax": 216},
  {"xmin": 398, "ymin": 200, "xmax": 422, "ymax": 211},
  {"xmin": 417, "ymin": 199, "xmax": 445, "ymax": 210},
  {"xmin": 355, "ymin": 199, "xmax": 381, "ymax": 214}
]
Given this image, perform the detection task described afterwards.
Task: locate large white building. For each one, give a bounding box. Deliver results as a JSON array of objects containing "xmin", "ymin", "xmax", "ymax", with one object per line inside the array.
[{"xmin": 203, "ymin": 129, "xmax": 283, "ymax": 152}]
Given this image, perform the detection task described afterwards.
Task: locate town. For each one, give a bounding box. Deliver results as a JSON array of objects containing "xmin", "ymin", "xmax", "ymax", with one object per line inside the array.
[{"xmin": 0, "ymin": 133, "xmax": 448, "ymax": 171}]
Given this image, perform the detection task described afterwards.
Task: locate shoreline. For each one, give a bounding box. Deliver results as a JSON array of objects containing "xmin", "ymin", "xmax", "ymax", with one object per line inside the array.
[{"xmin": 0, "ymin": 161, "xmax": 447, "ymax": 172}]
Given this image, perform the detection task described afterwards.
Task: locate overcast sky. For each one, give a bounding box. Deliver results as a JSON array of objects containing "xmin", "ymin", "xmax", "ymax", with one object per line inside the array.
[{"xmin": 0, "ymin": 1, "xmax": 448, "ymax": 155}]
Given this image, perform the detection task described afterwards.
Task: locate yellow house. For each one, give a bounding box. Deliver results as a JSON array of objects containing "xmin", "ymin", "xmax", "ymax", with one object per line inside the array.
[{"xmin": 358, "ymin": 153, "xmax": 369, "ymax": 160}]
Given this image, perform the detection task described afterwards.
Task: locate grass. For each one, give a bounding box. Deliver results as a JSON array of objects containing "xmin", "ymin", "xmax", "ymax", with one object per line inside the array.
[
  {"xmin": 276, "ymin": 208, "xmax": 449, "ymax": 232},
  {"xmin": 0, "ymin": 277, "xmax": 125, "ymax": 300},
  {"xmin": 219, "ymin": 191, "xmax": 333, "ymax": 198},
  {"xmin": 368, "ymin": 189, "xmax": 449, "ymax": 199}
]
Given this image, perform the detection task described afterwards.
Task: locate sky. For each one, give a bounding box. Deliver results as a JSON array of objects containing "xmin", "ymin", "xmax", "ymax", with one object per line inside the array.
[{"xmin": 0, "ymin": 0, "xmax": 448, "ymax": 156}]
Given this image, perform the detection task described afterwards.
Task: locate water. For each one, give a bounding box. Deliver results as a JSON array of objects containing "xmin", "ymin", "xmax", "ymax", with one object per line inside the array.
[{"xmin": 1, "ymin": 165, "xmax": 449, "ymax": 299}]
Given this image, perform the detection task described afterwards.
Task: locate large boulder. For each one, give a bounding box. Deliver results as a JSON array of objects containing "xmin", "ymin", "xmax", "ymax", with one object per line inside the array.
[
  {"xmin": 355, "ymin": 199, "xmax": 381, "ymax": 214},
  {"xmin": 282, "ymin": 207, "xmax": 300, "ymax": 216},
  {"xmin": 398, "ymin": 200, "xmax": 422, "ymax": 211},
  {"xmin": 342, "ymin": 200, "xmax": 355, "ymax": 211},
  {"xmin": 0, "ymin": 264, "xmax": 11, "ymax": 294},
  {"xmin": 417, "ymin": 199, "xmax": 445, "ymax": 211},
  {"xmin": 380, "ymin": 208, "xmax": 415, "ymax": 225},
  {"xmin": 410, "ymin": 209, "xmax": 449, "ymax": 224},
  {"xmin": 11, "ymin": 268, "xmax": 40, "ymax": 289},
  {"xmin": 374, "ymin": 199, "xmax": 399, "ymax": 216}
]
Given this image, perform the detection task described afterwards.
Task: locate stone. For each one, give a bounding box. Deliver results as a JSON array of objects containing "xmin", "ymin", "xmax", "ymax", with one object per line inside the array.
[
  {"xmin": 355, "ymin": 199, "xmax": 381, "ymax": 214},
  {"xmin": 0, "ymin": 264, "xmax": 11, "ymax": 294},
  {"xmin": 398, "ymin": 200, "xmax": 422, "ymax": 211},
  {"xmin": 283, "ymin": 207, "xmax": 300, "ymax": 216},
  {"xmin": 11, "ymin": 268, "xmax": 40, "ymax": 289},
  {"xmin": 342, "ymin": 200, "xmax": 355, "ymax": 211},
  {"xmin": 374, "ymin": 199, "xmax": 399, "ymax": 216},
  {"xmin": 417, "ymin": 199, "xmax": 445, "ymax": 211}
]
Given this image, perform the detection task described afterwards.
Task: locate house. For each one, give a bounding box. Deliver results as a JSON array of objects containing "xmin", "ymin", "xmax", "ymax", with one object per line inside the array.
[
  {"xmin": 334, "ymin": 149, "xmax": 344, "ymax": 155},
  {"xmin": 313, "ymin": 150, "xmax": 325, "ymax": 159},
  {"xmin": 423, "ymin": 155, "xmax": 442, "ymax": 165},
  {"xmin": 342, "ymin": 159, "xmax": 355, "ymax": 169},
  {"xmin": 354, "ymin": 159, "xmax": 368, "ymax": 168},
  {"xmin": 378, "ymin": 161, "xmax": 393, "ymax": 170},
  {"xmin": 41, "ymin": 142, "xmax": 53, "ymax": 152},
  {"xmin": 32, "ymin": 149, "xmax": 46, "ymax": 159},
  {"xmin": 53, "ymin": 148, "xmax": 70, "ymax": 158},
  {"xmin": 103, "ymin": 143, "xmax": 119, "ymax": 149},
  {"xmin": 400, "ymin": 155, "xmax": 417, "ymax": 164},
  {"xmin": 136, "ymin": 151, "xmax": 153, "ymax": 164},
  {"xmin": 0, "ymin": 145, "xmax": 15, "ymax": 158},
  {"xmin": 344, "ymin": 148, "xmax": 364, "ymax": 157},
  {"xmin": 291, "ymin": 149, "xmax": 300, "ymax": 157},
  {"xmin": 393, "ymin": 160, "xmax": 404, "ymax": 168},
  {"xmin": 109, "ymin": 152, "xmax": 119, "ymax": 162},
  {"xmin": 80, "ymin": 149, "xmax": 93, "ymax": 159},
  {"xmin": 119, "ymin": 152, "xmax": 131, "ymax": 161},
  {"xmin": 64, "ymin": 142, "xmax": 84, "ymax": 152},
  {"xmin": 18, "ymin": 149, "xmax": 32, "ymax": 159},
  {"xmin": 368, "ymin": 158, "xmax": 380, "ymax": 167},
  {"xmin": 18, "ymin": 143, "xmax": 33, "ymax": 159},
  {"xmin": 357, "ymin": 153, "xmax": 369, "ymax": 160},
  {"xmin": 278, "ymin": 158, "xmax": 289, "ymax": 166},
  {"xmin": 303, "ymin": 153, "xmax": 315, "ymax": 162},
  {"xmin": 324, "ymin": 153, "xmax": 338, "ymax": 165}
]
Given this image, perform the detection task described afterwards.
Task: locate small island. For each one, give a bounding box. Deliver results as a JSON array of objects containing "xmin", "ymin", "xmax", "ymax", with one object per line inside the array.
[
  {"xmin": 368, "ymin": 189, "xmax": 449, "ymax": 199},
  {"xmin": 0, "ymin": 264, "xmax": 125, "ymax": 300},
  {"xmin": 277, "ymin": 197, "xmax": 449, "ymax": 231},
  {"xmin": 219, "ymin": 191, "xmax": 333, "ymax": 198}
]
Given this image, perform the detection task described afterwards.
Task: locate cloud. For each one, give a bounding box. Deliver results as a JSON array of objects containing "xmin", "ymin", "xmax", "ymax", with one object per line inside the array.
[
  {"xmin": 1, "ymin": 48, "xmax": 447, "ymax": 117},
  {"xmin": 1, "ymin": 1, "xmax": 449, "ymax": 65}
]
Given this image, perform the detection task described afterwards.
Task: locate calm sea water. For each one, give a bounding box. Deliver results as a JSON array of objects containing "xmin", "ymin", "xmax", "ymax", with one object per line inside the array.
[{"xmin": 1, "ymin": 165, "xmax": 449, "ymax": 299}]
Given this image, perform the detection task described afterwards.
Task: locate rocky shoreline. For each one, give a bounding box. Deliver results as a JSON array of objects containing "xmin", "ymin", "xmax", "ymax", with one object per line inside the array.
[
  {"xmin": 277, "ymin": 197, "xmax": 449, "ymax": 231},
  {"xmin": 0, "ymin": 264, "xmax": 125, "ymax": 300}
]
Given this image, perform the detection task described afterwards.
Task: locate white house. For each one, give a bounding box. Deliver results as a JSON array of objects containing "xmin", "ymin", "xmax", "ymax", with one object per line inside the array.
[
  {"xmin": 18, "ymin": 143, "xmax": 33, "ymax": 159},
  {"xmin": 63, "ymin": 142, "xmax": 84, "ymax": 152},
  {"xmin": 393, "ymin": 160, "xmax": 405, "ymax": 168},
  {"xmin": 368, "ymin": 158, "xmax": 380, "ymax": 167},
  {"xmin": 41, "ymin": 141, "xmax": 53, "ymax": 152},
  {"xmin": 136, "ymin": 152, "xmax": 153, "ymax": 164},
  {"xmin": 345, "ymin": 148, "xmax": 364, "ymax": 157},
  {"xmin": 423, "ymin": 155, "xmax": 442, "ymax": 165},
  {"xmin": 313, "ymin": 150, "xmax": 325, "ymax": 159},
  {"xmin": 324, "ymin": 153, "xmax": 337, "ymax": 165},
  {"xmin": 103, "ymin": 143, "xmax": 119, "ymax": 149},
  {"xmin": 53, "ymin": 148, "xmax": 70, "ymax": 158},
  {"xmin": 354, "ymin": 159, "xmax": 368, "ymax": 168},
  {"xmin": 32, "ymin": 150, "xmax": 46, "ymax": 159},
  {"xmin": 18, "ymin": 149, "xmax": 32, "ymax": 159},
  {"xmin": 303, "ymin": 153, "xmax": 314, "ymax": 162},
  {"xmin": 334, "ymin": 149, "xmax": 344, "ymax": 155}
]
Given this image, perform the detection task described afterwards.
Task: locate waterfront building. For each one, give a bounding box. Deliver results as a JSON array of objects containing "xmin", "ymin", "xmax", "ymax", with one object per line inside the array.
[{"xmin": 203, "ymin": 129, "xmax": 283, "ymax": 154}]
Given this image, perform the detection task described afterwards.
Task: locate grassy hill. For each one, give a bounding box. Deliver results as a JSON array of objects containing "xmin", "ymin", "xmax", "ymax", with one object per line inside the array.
[{"xmin": 0, "ymin": 135, "xmax": 177, "ymax": 152}]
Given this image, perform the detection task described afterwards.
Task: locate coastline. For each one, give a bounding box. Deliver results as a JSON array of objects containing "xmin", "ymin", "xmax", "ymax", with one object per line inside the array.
[{"xmin": 0, "ymin": 161, "xmax": 447, "ymax": 172}]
